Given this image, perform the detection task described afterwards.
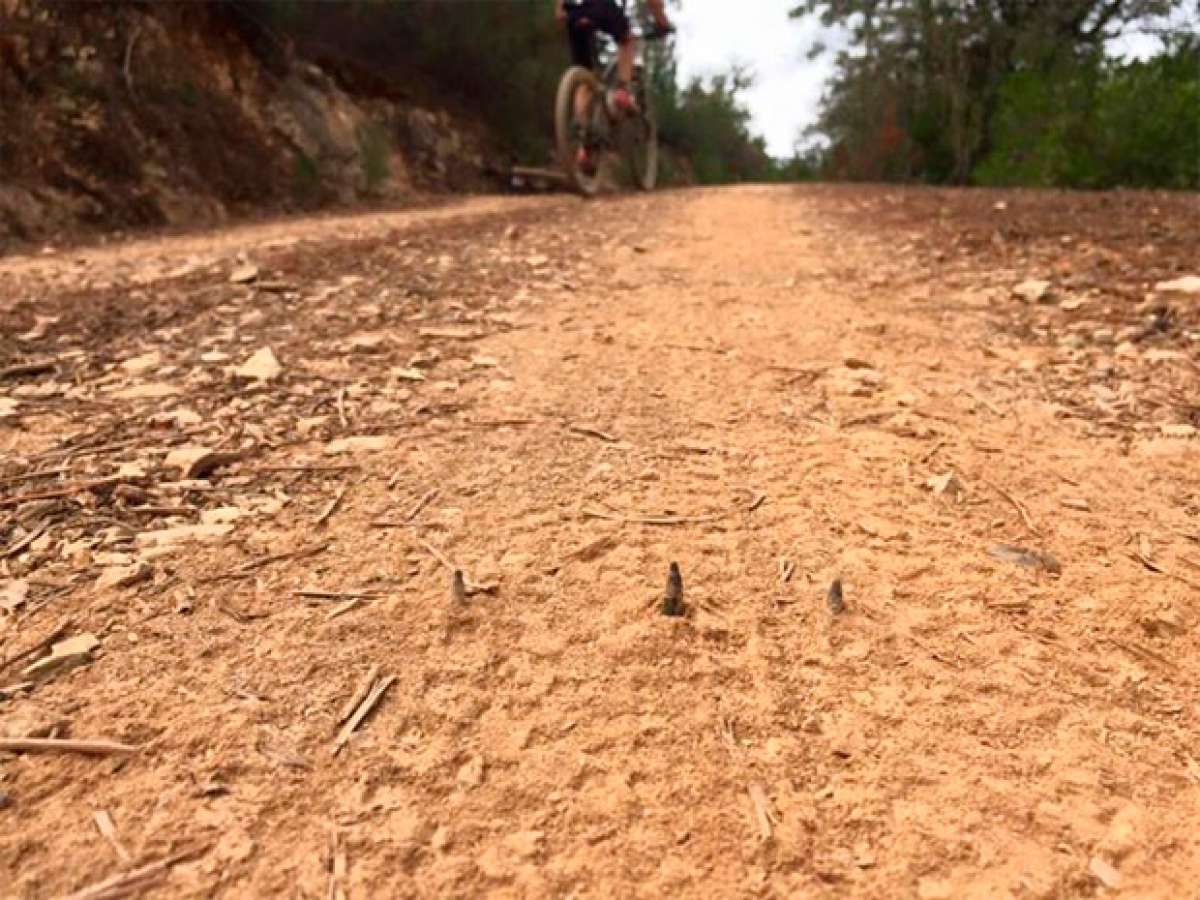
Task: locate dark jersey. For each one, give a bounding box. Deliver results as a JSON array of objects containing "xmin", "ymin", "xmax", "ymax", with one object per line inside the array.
[{"xmin": 564, "ymin": 0, "xmax": 632, "ymax": 70}]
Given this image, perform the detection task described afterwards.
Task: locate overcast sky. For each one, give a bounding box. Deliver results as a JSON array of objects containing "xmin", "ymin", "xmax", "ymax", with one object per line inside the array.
[
  {"xmin": 674, "ymin": 0, "xmax": 825, "ymax": 158},
  {"xmin": 672, "ymin": 1, "xmax": 1198, "ymax": 160}
]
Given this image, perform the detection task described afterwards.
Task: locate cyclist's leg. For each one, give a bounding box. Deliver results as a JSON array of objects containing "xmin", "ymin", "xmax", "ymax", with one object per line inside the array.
[
  {"xmin": 616, "ymin": 39, "xmax": 635, "ymax": 86},
  {"xmin": 590, "ymin": 1, "xmax": 637, "ymax": 110},
  {"xmin": 565, "ymin": 10, "xmax": 597, "ymax": 122},
  {"xmin": 566, "ymin": 11, "xmax": 596, "ymax": 70}
]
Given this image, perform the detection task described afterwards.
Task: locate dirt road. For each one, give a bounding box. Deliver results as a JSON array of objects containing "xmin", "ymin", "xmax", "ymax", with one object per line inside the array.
[{"xmin": 2, "ymin": 186, "xmax": 1199, "ymax": 898}]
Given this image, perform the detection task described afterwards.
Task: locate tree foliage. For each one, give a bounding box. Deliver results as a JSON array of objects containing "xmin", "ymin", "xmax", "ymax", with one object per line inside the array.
[
  {"xmin": 650, "ymin": 54, "xmax": 773, "ymax": 183},
  {"xmin": 792, "ymin": 0, "xmax": 1197, "ymax": 187},
  {"xmin": 977, "ymin": 36, "xmax": 1200, "ymax": 188}
]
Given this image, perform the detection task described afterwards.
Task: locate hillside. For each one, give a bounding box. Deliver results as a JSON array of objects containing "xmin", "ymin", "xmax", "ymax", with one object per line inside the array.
[{"xmin": 0, "ymin": 0, "xmax": 521, "ymax": 248}]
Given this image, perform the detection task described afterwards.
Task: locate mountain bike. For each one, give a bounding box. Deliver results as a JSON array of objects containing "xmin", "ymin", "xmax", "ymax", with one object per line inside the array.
[{"xmin": 554, "ymin": 22, "xmax": 673, "ymax": 197}]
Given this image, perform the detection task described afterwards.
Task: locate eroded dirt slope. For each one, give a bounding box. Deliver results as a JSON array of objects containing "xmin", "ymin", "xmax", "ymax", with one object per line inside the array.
[{"xmin": 2, "ymin": 186, "xmax": 1199, "ymax": 898}]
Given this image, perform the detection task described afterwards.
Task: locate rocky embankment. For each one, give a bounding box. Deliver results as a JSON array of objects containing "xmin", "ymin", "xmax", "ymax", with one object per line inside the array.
[{"xmin": 0, "ymin": 0, "xmax": 501, "ymax": 248}]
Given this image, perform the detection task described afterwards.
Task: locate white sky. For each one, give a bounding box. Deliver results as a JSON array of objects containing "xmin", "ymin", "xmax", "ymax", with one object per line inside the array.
[
  {"xmin": 674, "ymin": 0, "xmax": 826, "ymax": 158},
  {"xmin": 672, "ymin": 1, "xmax": 1198, "ymax": 159}
]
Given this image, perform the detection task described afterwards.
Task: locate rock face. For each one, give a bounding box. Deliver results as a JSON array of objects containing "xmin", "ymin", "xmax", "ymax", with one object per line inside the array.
[{"xmin": 0, "ymin": 1, "xmax": 497, "ymax": 246}]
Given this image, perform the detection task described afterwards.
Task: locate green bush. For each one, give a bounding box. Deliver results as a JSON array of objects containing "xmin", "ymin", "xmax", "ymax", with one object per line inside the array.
[
  {"xmin": 976, "ymin": 39, "xmax": 1200, "ymax": 189},
  {"xmin": 653, "ymin": 62, "xmax": 771, "ymax": 184}
]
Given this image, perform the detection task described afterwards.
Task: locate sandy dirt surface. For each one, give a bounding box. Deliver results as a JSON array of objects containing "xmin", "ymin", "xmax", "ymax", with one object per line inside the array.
[{"xmin": 2, "ymin": 185, "xmax": 1199, "ymax": 898}]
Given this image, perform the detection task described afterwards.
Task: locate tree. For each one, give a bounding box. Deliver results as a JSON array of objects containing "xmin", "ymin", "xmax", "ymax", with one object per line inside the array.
[
  {"xmin": 975, "ymin": 34, "xmax": 1200, "ymax": 188},
  {"xmin": 654, "ymin": 64, "xmax": 772, "ymax": 183},
  {"xmin": 791, "ymin": 0, "xmax": 1189, "ymax": 182}
]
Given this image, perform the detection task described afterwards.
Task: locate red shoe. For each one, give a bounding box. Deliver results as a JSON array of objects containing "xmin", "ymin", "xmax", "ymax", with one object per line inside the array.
[
  {"xmin": 609, "ymin": 86, "xmax": 638, "ymax": 116},
  {"xmin": 575, "ymin": 145, "xmax": 596, "ymax": 176}
]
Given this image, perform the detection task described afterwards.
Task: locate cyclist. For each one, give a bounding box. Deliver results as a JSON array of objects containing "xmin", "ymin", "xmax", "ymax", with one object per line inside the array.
[{"xmin": 555, "ymin": 0, "xmax": 673, "ymax": 172}]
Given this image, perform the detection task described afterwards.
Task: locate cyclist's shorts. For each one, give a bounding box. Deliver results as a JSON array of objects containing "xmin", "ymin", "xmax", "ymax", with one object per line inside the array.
[{"xmin": 565, "ymin": 0, "xmax": 632, "ymax": 70}]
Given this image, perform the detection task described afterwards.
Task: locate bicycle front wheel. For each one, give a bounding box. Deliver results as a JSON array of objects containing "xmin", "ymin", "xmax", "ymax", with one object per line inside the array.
[
  {"xmin": 625, "ymin": 109, "xmax": 659, "ymax": 191},
  {"xmin": 555, "ymin": 66, "xmax": 604, "ymax": 197}
]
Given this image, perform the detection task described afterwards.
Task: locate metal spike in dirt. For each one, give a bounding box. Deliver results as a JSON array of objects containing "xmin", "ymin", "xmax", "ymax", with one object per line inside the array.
[
  {"xmin": 827, "ymin": 579, "xmax": 845, "ymax": 616},
  {"xmin": 662, "ymin": 562, "xmax": 684, "ymax": 617}
]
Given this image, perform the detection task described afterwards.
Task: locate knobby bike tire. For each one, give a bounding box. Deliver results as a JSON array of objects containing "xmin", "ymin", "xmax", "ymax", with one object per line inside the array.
[{"xmin": 555, "ymin": 66, "xmax": 603, "ymax": 197}]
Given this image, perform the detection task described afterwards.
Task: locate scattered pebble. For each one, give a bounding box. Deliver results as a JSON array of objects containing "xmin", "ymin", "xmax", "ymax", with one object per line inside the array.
[
  {"xmin": 234, "ymin": 347, "xmax": 282, "ymax": 382},
  {"xmin": 1088, "ymin": 856, "xmax": 1121, "ymax": 890},
  {"xmin": 1154, "ymin": 275, "xmax": 1200, "ymax": 295},
  {"xmin": 1013, "ymin": 279, "xmax": 1052, "ymax": 303},
  {"xmin": 229, "ymin": 262, "xmax": 259, "ymax": 284}
]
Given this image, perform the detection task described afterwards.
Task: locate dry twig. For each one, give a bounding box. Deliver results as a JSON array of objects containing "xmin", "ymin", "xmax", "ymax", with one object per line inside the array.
[
  {"xmin": 406, "ymin": 488, "xmax": 438, "ymax": 522},
  {"xmin": 466, "ymin": 418, "xmax": 538, "ymax": 428},
  {"xmin": 567, "ymin": 424, "xmax": 619, "ymax": 443},
  {"xmin": 332, "ymin": 674, "xmax": 395, "ymax": 755},
  {"xmin": 294, "ymin": 589, "xmax": 384, "ymax": 601},
  {"xmin": 93, "ymin": 810, "xmax": 132, "ymax": 864},
  {"xmin": 1127, "ymin": 551, "xmax": 1200, "ymax": 591},
  {"xmin": 747, "ymin": 783, "xmax": 778, "ymax": 842},
  {"xmin": 420, "ymin": 539, "xmax": 455, "ymax": 571},
  {"xmin": 0, "ymin": 737, "xmax": 139, "ymax": 755},
  {"xmin": 325, "ymin": 599, "xmax": 362, "ymax": 620},
  {"xmin": 253, "ymin": 465, "xmax": 359, "ymax": 474},
  {"xmin": 581, "ymin": 507, "xmax": 722, "ymax": 526},
  {"xmin": 335, "ymin": 386, "xmax": 349, "ymax": 429},
  {"xmin": 1, "ymin": 359, "xmax": 57, "ymax": 379},
  {"xmin": 201, "ymin": 542, "xmax": 329, "ymax": 583},
  {"xmin": 315, "ymin": 484, "xmax": 350, "ymax": 526},
  {"xmin": 337, "ymin": 665, "xmax": 380, "ymax": 726},
  {"xmin": 982, "ymin": 479, "xmax": 1040, "ymax": 535},
  {"xmin": 2, "ymin": 520, "xmax": 50, "ymax": 559},
  {"xmin": 664, "ymin": 342, "xmax": 729, "ymax": 355},
  {"xmin": 32, "ymin": 438, "xmax": 144, "ymax": 464},
  {"xmin": 122, "ymin": 24, "xmax": 142, "ymax": 95},
  {"xmin": 0, "ymin": 467, "xmax": 68, "ymax": 486},
  {"xmin": 545, "ymin": 534, "xmax": 617, "ymax": 573},
  {"xmin": 328, "ymin": 829, "xmax": 347, "ymax": 900},
  {"xmin": 62, "ymin": 845, "xmax": 207, "ymax": 900},
  {"xmin": 0, "ymin": 477, "xmax": 124, "ymax": 509},
  {"xmin": 1106, "ymin": 636, "xmax": 1179, "ymax": 671}
]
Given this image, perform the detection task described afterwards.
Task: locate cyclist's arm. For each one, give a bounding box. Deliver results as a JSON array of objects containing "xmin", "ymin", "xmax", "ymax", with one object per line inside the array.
[{"xmin": 554, "ymin": 0, "xmax": 566, "ymax": 23}]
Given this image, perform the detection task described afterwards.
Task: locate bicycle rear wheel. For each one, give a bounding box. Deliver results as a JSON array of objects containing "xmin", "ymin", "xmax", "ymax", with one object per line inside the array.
[{"xmin": 555, "ymin": 66, "xmax": 604, "ymax": 197}]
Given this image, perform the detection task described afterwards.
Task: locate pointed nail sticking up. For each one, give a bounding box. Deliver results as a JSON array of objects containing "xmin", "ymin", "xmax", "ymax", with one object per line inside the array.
[
  {"xmin": 662, "ymin": 562, "xmax": 684, "ymax": 617},
  {"xmin": 827, "ymin": 579, "xmax": 845, "ymax": 615}
]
